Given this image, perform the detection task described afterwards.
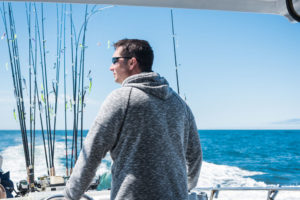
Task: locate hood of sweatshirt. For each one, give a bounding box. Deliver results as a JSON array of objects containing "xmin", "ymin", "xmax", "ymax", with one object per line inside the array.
[{"xmin": 122, "ymin": 72, "xmax": 173, "ymax": 100}]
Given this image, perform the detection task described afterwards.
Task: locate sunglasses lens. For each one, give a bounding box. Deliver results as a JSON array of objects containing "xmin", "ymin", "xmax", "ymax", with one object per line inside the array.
[
  {"xmin": 112, "ymin": 57, "xmax": 131, "ymax": 64},
  {"xmin": 112, "ymin": 57, "xmax": 118, "ymax": 64}
]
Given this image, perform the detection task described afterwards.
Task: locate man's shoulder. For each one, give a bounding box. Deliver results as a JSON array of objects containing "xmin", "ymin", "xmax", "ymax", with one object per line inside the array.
[
  {"xmin": 104, "ymin": 87, "xmax": 132, "ymax": 105},
  {"xmin": 109, "ymin": 87, "xmax": 132, "ymax": 98},
  {"xmin": 99, "ymin": 87, "xmax": 132, "ymax": 113}
]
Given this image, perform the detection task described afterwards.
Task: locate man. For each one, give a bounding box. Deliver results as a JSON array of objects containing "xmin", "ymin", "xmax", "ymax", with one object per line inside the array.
[{"xmin": 64, "ymin": 39, "xmax": 202, "ymax": 200}]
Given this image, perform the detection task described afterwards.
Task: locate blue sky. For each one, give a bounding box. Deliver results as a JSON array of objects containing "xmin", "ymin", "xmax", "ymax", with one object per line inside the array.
[{"xmin": 0, "ymin": 2, "xmax": 300, "ymax": 130}]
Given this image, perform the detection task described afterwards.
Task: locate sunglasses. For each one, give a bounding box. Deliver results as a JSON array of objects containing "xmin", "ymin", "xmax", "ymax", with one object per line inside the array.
[{"xmin": 112, "ymin": 57, "xmax": 132, "ymax": 64}]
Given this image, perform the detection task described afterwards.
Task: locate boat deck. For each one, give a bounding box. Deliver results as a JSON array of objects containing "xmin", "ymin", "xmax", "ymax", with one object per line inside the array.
[{"xmin": 5, "ymin": 186, "xmax": 300, "ymax": 200}]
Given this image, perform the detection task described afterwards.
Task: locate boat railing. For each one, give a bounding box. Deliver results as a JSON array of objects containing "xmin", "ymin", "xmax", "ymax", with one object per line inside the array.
[{"xmin": 192, "ymin": 186, "xmax": 300, "ymax": 200}]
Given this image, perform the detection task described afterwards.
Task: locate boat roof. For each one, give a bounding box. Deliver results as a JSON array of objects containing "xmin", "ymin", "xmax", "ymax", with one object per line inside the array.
[{"xmin": 5, "ymin": 0, "xmax": 300, "ymax": 22}]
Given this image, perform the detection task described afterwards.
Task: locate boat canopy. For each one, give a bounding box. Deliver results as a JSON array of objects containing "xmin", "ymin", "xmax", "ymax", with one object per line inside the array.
[{"xmin": 5, "ymin": 0, "xmax": 300, "ymax": 22}]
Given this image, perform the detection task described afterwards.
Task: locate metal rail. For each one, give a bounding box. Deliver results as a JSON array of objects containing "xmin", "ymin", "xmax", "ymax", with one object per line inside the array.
[
  {"xmin": 193, "ymin": 186, "xmax": 300, "ymax": 200},
  {"xmin": 45, "ymin": 194, "xmax": 93, "ymax": 200}
]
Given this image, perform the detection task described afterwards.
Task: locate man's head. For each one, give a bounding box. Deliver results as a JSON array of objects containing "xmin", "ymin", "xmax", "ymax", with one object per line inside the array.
[{"xmin": 110, "ymin": 39, "xmax": 154, "ymax": 84}]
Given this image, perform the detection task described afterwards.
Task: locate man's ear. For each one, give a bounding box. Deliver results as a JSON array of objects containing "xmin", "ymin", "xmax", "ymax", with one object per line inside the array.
[{"xmin": 129, "ymin": 57, "xmax": 138, "ymax": 70}]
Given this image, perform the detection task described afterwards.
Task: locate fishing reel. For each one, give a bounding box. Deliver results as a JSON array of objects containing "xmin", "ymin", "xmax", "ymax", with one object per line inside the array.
[{"xmin": 16, "ymin": 180, "xmax": 29, "ymax": 196}]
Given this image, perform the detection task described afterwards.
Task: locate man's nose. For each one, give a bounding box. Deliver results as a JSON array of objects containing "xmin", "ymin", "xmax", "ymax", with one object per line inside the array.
[{"xmin": 109, "ymin": 65, "xmax": 114, "ymax": 71}]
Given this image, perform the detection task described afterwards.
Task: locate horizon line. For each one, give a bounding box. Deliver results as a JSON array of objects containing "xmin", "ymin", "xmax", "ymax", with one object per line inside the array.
[{"xmin": 0, "ymin": 129, "xmax": 300, "ymax": 131}]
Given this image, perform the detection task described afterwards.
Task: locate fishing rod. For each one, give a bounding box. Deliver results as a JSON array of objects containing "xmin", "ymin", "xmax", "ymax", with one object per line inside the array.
[
  {"xmin": 30, "ymin": 3, "xmax": 37, "ymax": 174},
  {"xmin": 26, "ymin": 2, "xmax": 50, "ymax": 176},
  {"xmin": 78, "ymin": 5, "xmax": 102, "ymax": 150},
  {"xmin": 8, "ymin": 3, "xmax": 32, "ymax": 189},
  {"xmin": 77, "ymin": 5, "xmax": 98, "ymax": 151},
  {"xmin": 73, "ymin": 4, "xmax": 89, "ymax": 166},
  {"xmin": 78, "ymin": 4, "xmax": 88, "ymax": 152},
  {"xmin": 170, "ymin": 9, "xmax": 180, "ymax": 95},
  {"xmin": 51, "ymin": 4, "xmax": 64, "ymax": 173},
  {"xmin": 33, "ymin": 9, "xmax": 51, "ymax": 176},
  {"xmin": 63, "ymin": 4, "xmax": 68, "ymax": 177},
  {"xmin": 69, "ymin": 4, "xmax": 76, "ymax": 173},
  {"xmin": 34, "ymin": 3, "xmax": 54, "ymax": 175},
  {"xmin": 40, "ymin": 4, "xmax": 55, "ymax": 175},
  {"xmin": 1, "ymin": 2, "xmax": 35, "ymax": 192},
  {"xmin": 29, "ymin": 6, "xmax": 33, "ymax": 168},
  {"xmin": 70, "ymin": 5, "xmax": 88, "ymax": 169},
  {"xmin": 25, "ymin": 2, "xmax": 35, "ymax": 172}
]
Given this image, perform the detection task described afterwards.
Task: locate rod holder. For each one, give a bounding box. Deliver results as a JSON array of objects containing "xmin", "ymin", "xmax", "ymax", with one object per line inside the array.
[
  {"xmin": 50, "ymin": 167, "xmax": 56, "ymax": 176},
  {"xmin": 27, "ymin": 165, "xmax": 35, "ymax": 192}
]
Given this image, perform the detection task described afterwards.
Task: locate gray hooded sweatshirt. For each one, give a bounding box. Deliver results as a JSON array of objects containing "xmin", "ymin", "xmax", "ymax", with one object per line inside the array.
[{"xmin": 64, "ymin": 72, "xmax": 202, "ymax": 200}]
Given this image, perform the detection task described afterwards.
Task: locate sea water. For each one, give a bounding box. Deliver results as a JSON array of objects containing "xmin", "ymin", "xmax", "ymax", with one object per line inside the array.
[{"xmin": 0, "ymin": 130, "xmax": 299, "ymax": 199}]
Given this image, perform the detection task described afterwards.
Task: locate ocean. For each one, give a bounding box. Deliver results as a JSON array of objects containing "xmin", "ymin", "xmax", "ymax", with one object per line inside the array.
[{"xmin": 0, "ymin": 130, "xmax": 299, "ymax": 199}]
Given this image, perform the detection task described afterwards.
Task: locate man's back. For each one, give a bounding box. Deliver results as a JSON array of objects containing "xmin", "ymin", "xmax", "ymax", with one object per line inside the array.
[{"xmin": 110, "ymin": 72, "xmax": 202, "ymax": 199}]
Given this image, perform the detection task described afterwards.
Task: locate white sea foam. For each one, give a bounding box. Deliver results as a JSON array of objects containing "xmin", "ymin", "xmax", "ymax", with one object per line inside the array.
[
  {"xmin": 1, "ymin": 142, "xmax": 111, "ymax": 183},
  {"xmin": 196, "ymin": 162, "xmax": 300, "ymax": 200},
  {"xmin": 197, "ymin": 162, "xmax": 266, "ymax": 187},
  {"xmin": 1, "ymin": 143, "xmax": 299, "ymax": 199}
]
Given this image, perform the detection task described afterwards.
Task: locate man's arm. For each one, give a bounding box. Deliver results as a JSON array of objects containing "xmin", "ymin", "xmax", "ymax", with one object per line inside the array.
[
  {"xmin": 186, "ymin": 113, "xmax": 202, "ymax": 191},
  {"xmin": 63, "ymin": 88, "xmax": 131, "ymax": 200}
]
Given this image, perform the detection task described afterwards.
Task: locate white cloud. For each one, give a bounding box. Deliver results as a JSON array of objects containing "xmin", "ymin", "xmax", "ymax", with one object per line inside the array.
[{"xmin": 272, "ymin": 118, "xmax": 300, "ymax": 125}]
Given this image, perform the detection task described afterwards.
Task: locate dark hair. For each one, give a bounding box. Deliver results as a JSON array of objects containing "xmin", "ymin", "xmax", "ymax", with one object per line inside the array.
[{"xmin": 114, "ymin": 39, "xmax": 154, "ymax": 72}]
